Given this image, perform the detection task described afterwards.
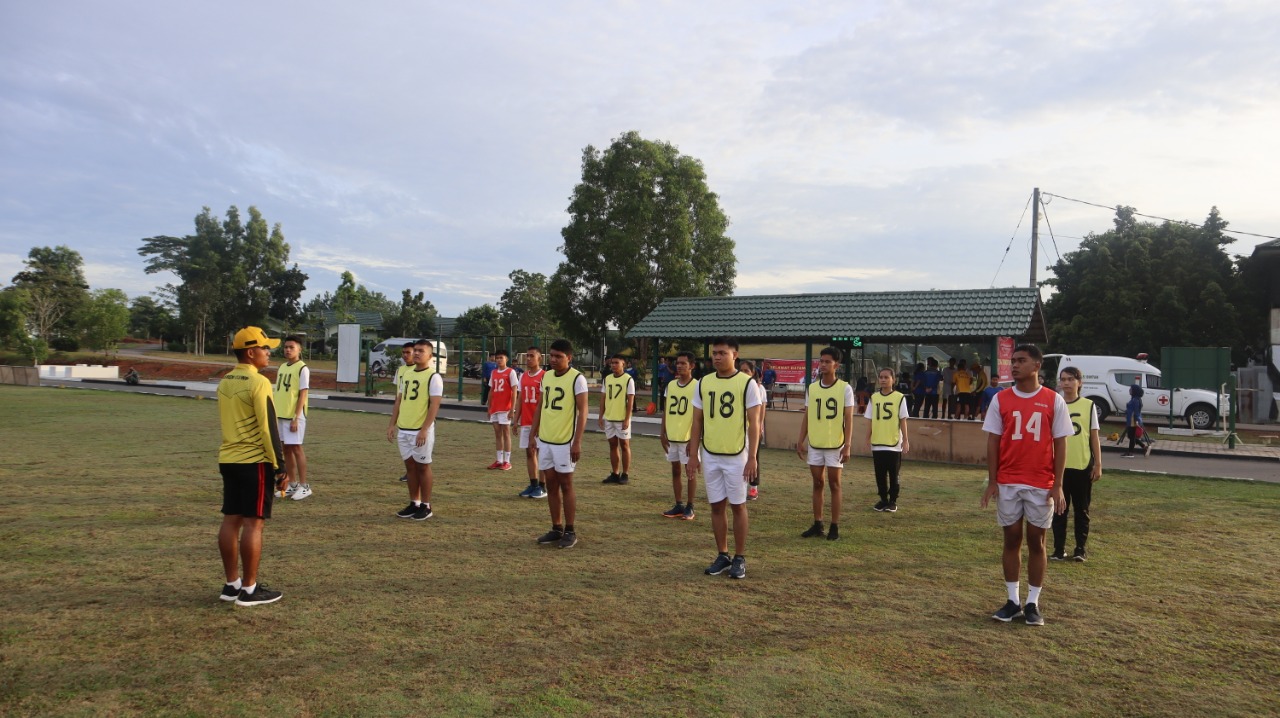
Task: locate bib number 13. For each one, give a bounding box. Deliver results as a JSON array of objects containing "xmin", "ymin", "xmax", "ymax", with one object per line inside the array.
[{"xmin": 1010, "ymin": 410, "xmax": 1042, "ymax": 441}]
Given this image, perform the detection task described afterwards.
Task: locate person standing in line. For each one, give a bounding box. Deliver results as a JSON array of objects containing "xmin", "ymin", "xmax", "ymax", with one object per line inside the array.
[
  {"xmin": 487, "ymin": 349, "xmax": 518, "ymax": 470},
  {"xmin": 393, "ymin": 342, "xmax": 415, "ymax": 483},
  {"xmin": 387, "ymin": 340, "xmax": 444, "ymax": 521},
  {"xmin": 738, "ymin": 358, "xmax": 767, "ymax": 500},
  {"xmin": 954, "ymin": 359, "xmax": 974, "ymax": 420},
  {"xmin": 981, "ymin": 344, "xmax": 1071, "ymax": 626},
  {"xmin": 942, "ymin": 357, "xmax": 957, "ymax": 419},
  {"xmin": 531, "ymin": 339, "xmax": 590, "ymax": 549},
  {"xmin": 599, "ymin": 354, "xmax": 636, "ymax": 485},
  {"xmin": 867, "ymin": 367, "xmax": 910, "ymax": 512},
  {"xmin": 921, "ymin": 357, "xmax": 942, "ymax": 419},
  {"xmin": 972, "ymin": 359, "xmax": 990, "ymax": 419},
  {"xmin": 1051, "ymin": 367, "xmax": 1103, "ymax": 562},
  {"xmin": 274, "ymin": 335, "xmax": 312, "ymax": 501},
  {"xmin": 796, "ymin": 347, "xmax": 856, "ymax": 539},
  {"xmin": 660, "ymin": 352, "xmax": 698, "ymax": 521},
  {"xmin": 217, "ymin": 327, "xmax": 287, "ymax": 607},
  {"xmin": 687, "ymin": 337, "xmax": 762, "ymax": 580},
  {"xmin": 517, "ymin": 347, "xmax": 548, "ymax": 499}
]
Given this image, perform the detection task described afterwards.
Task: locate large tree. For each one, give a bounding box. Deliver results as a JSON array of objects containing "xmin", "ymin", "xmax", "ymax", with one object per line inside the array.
[
  {"xmin": 139, "ymin": 206, "xmax": 306, "ymax": 354},
  {"xmin": 77, "ymin": 289, "xmax": 131, "ymax": 353},
  {"xmin": 454, "ymin": 304, "xmax": 504, "ymax": 338},
  {"xmin": 10, "ymin": 245, "xmax": 90, "ymax": 343},
  {"xmin": 129, "ymin": 295, "xmax": 176, "ymax": 340},
  {"xmin": 549, "ymin": 131, "xmax": 735, "ymax": 348},
  {"xmin": 1043, "ymin": 206, "xmax": 1252, "ymax": 361},
  {"xmin": 383, "ymin": 289, "xmax": 439, "ymax": 337},
  {"xmin": 499, "ymin": 269, "xmax": 558, "ymax": 339}
]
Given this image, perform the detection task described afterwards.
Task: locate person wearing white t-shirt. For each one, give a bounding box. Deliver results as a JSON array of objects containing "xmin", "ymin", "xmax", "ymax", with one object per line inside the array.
[
  {"xmin": 796, "ymin": 347, "xmax": 857, "ymax": 539},
  {"xmin": 866, "ymin": 367, "xmax": 911, "ymax": 513}
]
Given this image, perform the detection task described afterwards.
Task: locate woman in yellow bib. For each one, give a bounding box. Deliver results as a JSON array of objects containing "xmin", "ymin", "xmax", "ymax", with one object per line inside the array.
[
  {"xmin": 866, "ymin": 367, "xmax": 910, "ymax": 512},
  {"xmin": 795, "ymin": 347, "xmax": 856, "ymax": 540},
  {"xmin": 1050, "ymin": 366, "xmax": 1102, "ymax": 562}
]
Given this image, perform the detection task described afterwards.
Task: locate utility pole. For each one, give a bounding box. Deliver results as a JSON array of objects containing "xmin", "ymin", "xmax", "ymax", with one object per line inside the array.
[{"xmin": 1030, "ymin": 187, "xmax": 1040, "ymax": 289}]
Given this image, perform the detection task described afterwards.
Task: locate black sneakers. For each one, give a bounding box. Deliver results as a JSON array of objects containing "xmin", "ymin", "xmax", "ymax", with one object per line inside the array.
[
  {"xmin": 826, "ymin": 524, "xmax": 840, "ymax": 541},
  {"xmin": 602, "ymin": 473, "xmax": 622, "ymax": 484},
  {"xmin": 801, "ymin": 521, "xmax": 825, "ymax": 538},
  {"xmin": 617, "ymin": 473, "xmax": 630, "ymax": 485},
  {"xmin": 412, "ymin": 504, "xmax": 433, "ymax": 521},
  {"xmin": 873, "ymin": 499, "xmax": 889, "ymax": 512},
  {"xmin": 557, "ymin": 531, "xmax": 578, "ymax": 549},
  {"xmin": 1049, "ymin": 550, "xmax": 1067, "ymax": 561},
  {"xmin": 991, "ymin": 600, "xmax": 1023, "ymax": 622},
  {"xmin": 234, "ymin": 584, "xmax": 283, "ymax": 607},
  {"xmin": 886, "ymin": 502, "xmax": 898, "ymax": 513},
  {"xmin": 705, "ymin": 553, "xmax": 732, "ymax": 575},
  {"xmin": 1023, "ymin": 602, "xmax": 1044, "ymax": 626},
  {"xmin": 395, "ymin": 503, "xmax": 417, "ymax": 519},
  {"xmin": 536, "ymin": 528, "xmax": 563, "ymax": 544},
  {"xmin": 662, "ymin": 503, "xmax": 684, "ymax": 518},
  {"xmin": 728, "ymin": 555, "xmax": 746, "ymax": 579},
  {"xmin": 219, "ymin": 583, "xmax": 240, "ymax": 602},
  {"xmin": 1073, "ymin": 547, "xmax": 1087, "ymax": 562}
]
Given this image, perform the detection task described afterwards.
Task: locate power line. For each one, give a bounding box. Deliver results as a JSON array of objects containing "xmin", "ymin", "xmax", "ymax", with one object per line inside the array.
[
  {"xmin": 1041, "ymin": 192, "xmax": 1280, "ymax": 241},
  {"xmin": 1038, "ymin": 197, "xmax": 1063, "ymax": 264},
  {"xmin": 991, "ymin": 191, "xmax": 1033, "ymax": 288}
]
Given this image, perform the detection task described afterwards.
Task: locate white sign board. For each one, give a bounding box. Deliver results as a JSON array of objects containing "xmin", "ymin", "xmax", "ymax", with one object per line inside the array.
[{"xmin": 337, "ymin": 323, "xmax": 362, "ymax": 383}]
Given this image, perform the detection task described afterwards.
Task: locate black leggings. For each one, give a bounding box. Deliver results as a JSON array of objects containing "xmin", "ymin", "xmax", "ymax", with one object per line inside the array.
[
  {"xmin": 1051, "ymin": 467, "xmax": 1093, "ymax": 553},
  {"xmin": 872, "ymin": 450, "xmax": 901, "ymax": 502}
]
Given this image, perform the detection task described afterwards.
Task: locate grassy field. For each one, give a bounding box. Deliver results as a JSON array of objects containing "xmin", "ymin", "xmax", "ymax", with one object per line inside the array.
[{"xmin": 1, "ymin": 385, "xmax": 1277, "ymax": 717}]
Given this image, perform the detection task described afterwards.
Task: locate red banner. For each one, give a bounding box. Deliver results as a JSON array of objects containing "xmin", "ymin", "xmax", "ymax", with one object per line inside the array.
[
  {"xmin": 996, "ymin": 337, "xmax": 1015, "ymax": 382},
  {"xmin": 765, "ymin": 359, "xmax": 819, "ymax": 385}
]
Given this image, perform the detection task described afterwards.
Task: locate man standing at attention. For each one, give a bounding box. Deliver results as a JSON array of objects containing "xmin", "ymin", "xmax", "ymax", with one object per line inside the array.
[
  {"xmin": 217, "ymin": 327, "xmax": 287, "ymax": 607},
  {"xmin": 393, "ymin": 341, "xmax": 414, "ymax": 483},
  {"xmin": 599, "ymin": 353, "xmax": 636, "ymax": 485},
  {"xmin": 274, "ymin": 335, "xmax": 312, "ymax": 501},
  {"xmin": 517, "ymin": 347, "xmax": 548, "ymax": 499},
  {"xmin": 981, "ymin": 344, "xmax": 1071, "ymax": 626},
  {"xmin": 660, "ymin": 352, "xmax": 698, "ymax": 521},
  {"xmin": 487, "ymin": 349, "xmax": 518, "ymax": 471},
  {"xmin": 531, "ymin": 339, "xmax": 590, "ymax": 548},
  {"xmin": 388, "ymin": 340, "xmax": 444, "ymax": 521},
  {"xmin": 868, "ymin": 367, "xmax": 910, "ymax": 513},
  {"xmin": 796, "ymin": 347, "xmax": 856, "ymax": 540},
  {"xmin": 687, "ymin": 337, "xmax": 762, "ymax": 580}
]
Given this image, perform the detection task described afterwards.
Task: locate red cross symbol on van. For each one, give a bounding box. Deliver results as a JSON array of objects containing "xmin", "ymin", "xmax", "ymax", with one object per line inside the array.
[{"xmin": 1157, "ymin": 395, "xmax": 1169, "ymax": 406}]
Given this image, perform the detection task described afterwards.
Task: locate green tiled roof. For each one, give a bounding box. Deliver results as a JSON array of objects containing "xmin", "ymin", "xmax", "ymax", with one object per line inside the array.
[{"xmin": 626, "ymin": 288, "xmax": 1046, "ymax": 342}]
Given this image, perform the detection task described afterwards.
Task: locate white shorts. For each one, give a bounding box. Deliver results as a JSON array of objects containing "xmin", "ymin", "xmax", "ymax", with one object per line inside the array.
[
  {"xmin": 806, "ymin": 446, "xmax": 844, "ymax": 468},
  {"xmin": 701, "ymin": 449, "xmax": 749, "ymax": 505},
  {"xmin": 489, "ymin": 411, "xmax": 511, "ymax": 425},
  {"xmin": 604, "ymin": 421, "xmax": 631, "ymax": 440},
  {"xmin": 519, "ymin": 425, "xmax": 533, "ymax": 449},
  {"xmin": 996, "ymin": 484, "xmax": 1054, "ymax": 529},
  {"xmin": 537, "ymin": 439, "xmax": 576, "ymax": 474},
  {"xmin": 277, "ymin": 415, "xmax": 306, "ymax": 445},
  {"xmin": 397, "ymin": 427, "xmax": 435, "ymax": 464},
  {"xmin": 664, "ymin": 441, "xmax": 690, "ymax": 465}
]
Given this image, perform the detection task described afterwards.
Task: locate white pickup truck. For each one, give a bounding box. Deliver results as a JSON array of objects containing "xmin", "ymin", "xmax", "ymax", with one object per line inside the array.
[{"xmin": 1045, "ymin": 354, "xmax": 1227, "ymax": 430}]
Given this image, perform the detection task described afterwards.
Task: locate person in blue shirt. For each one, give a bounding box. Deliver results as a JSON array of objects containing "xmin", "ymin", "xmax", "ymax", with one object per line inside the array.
[
  {"xmin": 1122, "ymin": 379, "xmax": 1148, "ymax": 458},
  {"xmin": 911, "ymin": 362, "xmax": 927, "ymax": 417},
  {"xmin": 480, "ymin": 353, "xmax": 497, "ymax": 405},
  {"xmin": 921, "ymin": 358, "xmax": 942, "ymax": 418}
]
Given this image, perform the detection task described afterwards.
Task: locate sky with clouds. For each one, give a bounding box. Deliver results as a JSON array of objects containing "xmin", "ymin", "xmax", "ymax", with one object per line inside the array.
[{"xmin": 2, "ymin": 0, "xmax": 1278, "ymax": 318}]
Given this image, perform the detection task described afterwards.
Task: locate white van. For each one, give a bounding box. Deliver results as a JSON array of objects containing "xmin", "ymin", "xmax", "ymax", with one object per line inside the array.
[
  {"xmin": 1044, "ymin": 354, "xmax": 1226, "ymax": 430},
  {"xmin": 369, "ymin": 338, "xmax": 448, "ymax": 376}
]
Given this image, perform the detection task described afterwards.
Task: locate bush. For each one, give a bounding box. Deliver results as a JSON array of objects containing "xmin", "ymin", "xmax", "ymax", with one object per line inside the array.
[
  {"xmin": 50, "ymin": 336, "xmax": 79, "ymax": 352},
  {"xmin": 166, "ymin": 341, "xmax": 187, "ymax": 352}
]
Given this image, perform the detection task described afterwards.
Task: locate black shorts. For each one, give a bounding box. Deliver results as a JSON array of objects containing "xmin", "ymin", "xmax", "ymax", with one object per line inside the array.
[{"xmin": 220, "ymin": 462, "xmax": 275, "ymax": 519}]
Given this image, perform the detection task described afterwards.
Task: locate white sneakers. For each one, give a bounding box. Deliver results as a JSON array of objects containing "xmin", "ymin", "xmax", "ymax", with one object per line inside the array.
[{"xmin": 291, "ymin": 484, "xmax": 312, "ymax": 501}]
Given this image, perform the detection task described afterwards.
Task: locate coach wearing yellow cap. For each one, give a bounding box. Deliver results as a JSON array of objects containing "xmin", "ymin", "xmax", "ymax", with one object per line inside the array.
[{"xmin": 216, "ymin": 326, "xmax": 287, "ymax": 607}]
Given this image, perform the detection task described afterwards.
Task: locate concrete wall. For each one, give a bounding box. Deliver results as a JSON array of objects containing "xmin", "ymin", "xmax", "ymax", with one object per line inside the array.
[
  {"xmin": 0, "ymin": 365, "xmax": 40, "ymax": 386},
  {"xmin": 765, "ymin": 408, "xmax": 989, "ymax": 466},
  {"xmin": 38, "ymin": 364, "xmax": 119, "ymax": 380}
]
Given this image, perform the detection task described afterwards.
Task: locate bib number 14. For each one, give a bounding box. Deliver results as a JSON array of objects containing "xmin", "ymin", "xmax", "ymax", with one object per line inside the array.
[{"xmin": 1010, "ymin": 410, "xmax": 1042, "ymax": 441}]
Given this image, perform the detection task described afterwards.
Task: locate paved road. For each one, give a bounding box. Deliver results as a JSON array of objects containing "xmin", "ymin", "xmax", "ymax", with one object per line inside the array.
[{"xmin": 37, "ymin": 379, "xmax": 1280, "ymax": 482}]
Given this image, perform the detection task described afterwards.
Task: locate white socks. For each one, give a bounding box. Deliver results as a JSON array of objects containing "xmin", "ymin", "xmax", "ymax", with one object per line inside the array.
[
  {"xmin": 226, "ymin": 578, "xmax": 242, "ymax": 590},
  {"xmin": 241, "ymin": 583, "xmax": 256, "ymax": 595},
  {"xmin": 1027, "ymin": 585, "xmax": 1042, "ymax": 605},
  {"xmin": 1006, "ymin": 581, "xmax": 1020, "ymax": 603}
]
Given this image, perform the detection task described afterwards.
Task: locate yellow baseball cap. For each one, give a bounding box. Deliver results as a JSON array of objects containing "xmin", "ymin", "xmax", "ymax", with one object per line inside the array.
[{"xmin": 231, "ymin": 326, "xmax": 281, "ymax": 350}]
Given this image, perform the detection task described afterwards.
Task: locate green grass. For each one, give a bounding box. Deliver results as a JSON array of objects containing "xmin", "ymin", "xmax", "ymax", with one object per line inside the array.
[{"xmin": 1, "ymin": 385, "xmax": 1277, "ymax": 717}]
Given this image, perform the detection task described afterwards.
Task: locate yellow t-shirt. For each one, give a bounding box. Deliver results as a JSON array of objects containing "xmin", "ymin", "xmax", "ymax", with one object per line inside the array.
[
  {"xmin": 699, "ymin": 371, "xmax": 753, "ymax": 456},
  {"xmin": 217, "ymin": 363, "xmax": 282, "ymax": 467},
  {"xmin": 539, "ymin": 368, "xmax": 584, "ymax": 445},
  {"xmin": 396, "ymin": 366, "xmax": 439, "ymax": 431},
  {"xmin": 806, "ymin": 379, "xmax": 850, "ymax": 449},
  {"xmin": 272, "ymin": 360, "xmax": 308, "ymax": 420},
  {"xmin": 954, "ymin": 369, "xmax": 973, "ymax": 393},
  {"xmin": 1065, "ymin": 397, "xmax": 1096, "ymax": 471},
  {"xmin": 603, "ymin": 373, "xmax": 634, "ymax": 421},
  {"xmin": 870, "ymin": 390, "xmax": 905, "ymax": 448},
  {"xmin": 663, "ymin": 378, "xmax": 696, "ymax": 443}
]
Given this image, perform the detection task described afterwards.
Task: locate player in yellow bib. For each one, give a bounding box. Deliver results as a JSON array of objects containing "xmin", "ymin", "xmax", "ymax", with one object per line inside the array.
[
  {"xmin": 531, "ymin": 339, "xmax": 590, "ymax": 549},
  {"xmin": 273, "ymin": 335, "xmax": 311, "ymax": 501},
  {"xmin": 687, "ymin": 337, "xmax": 762, "ymax": 580},
  {"xmin": 796, "ymin": 347, "xmax": 856, "ymax": 540},
  {"xmin": 866, "ymin": 367, "xmax": 910, "ymax": 512},
  {"xmin": 391, "ymin": 341, "xmax": 414, "ymax": 483},
  {"xmin": 386, "ymin": 340, "xmax": 444, "ymax": 522},
  {"xmin": 1051, "ymin": 366, "xmax": 1102, "ymax": 562},
  {"xmin": 660, "ymin": 352, "xmax": 698, "ymax": 521},
  {"xmin": 598, "ymin": 353, "xmax": 636, "ymax": 485}
]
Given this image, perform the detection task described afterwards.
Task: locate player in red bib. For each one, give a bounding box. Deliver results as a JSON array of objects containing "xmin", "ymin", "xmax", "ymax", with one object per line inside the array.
[
  {"xmin": 980, "ymin": 343, "xmax": 1071, "ymax": 626},
  {"xmin": 487, "ymin": 349, "xmax": 518, "ymax": 470},
  {"xmin": 516, "ymin": 347, "xmax": 547, "ymax": 498}
]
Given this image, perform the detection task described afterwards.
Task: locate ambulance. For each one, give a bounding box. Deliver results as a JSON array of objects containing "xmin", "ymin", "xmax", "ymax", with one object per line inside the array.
[{"xmin": 1044, "ymin": 354, "xmax": 1226, "ymax": 430}]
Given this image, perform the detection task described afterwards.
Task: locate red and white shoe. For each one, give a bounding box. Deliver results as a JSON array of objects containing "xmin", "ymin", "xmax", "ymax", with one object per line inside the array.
[
  {"xmin": 486, "ymin": 461, "xmax": 503, "ymax": 470},
  {"xmin": 500, "ymin": 462, "xmax": 513, "ymax": 471},
  {"xmin": 747, "ymin": 486, "xmax": 759, "ymax": 500}
]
